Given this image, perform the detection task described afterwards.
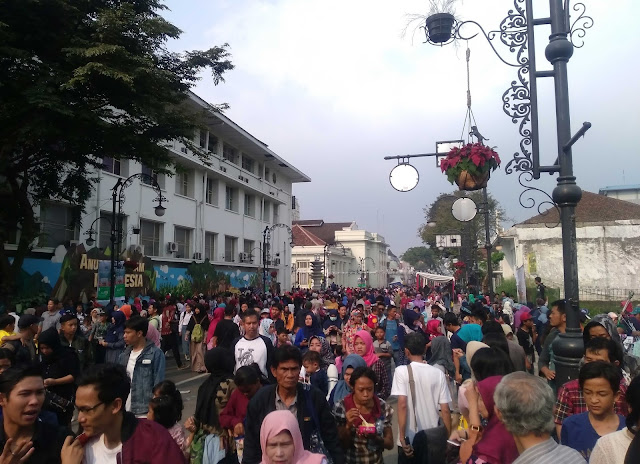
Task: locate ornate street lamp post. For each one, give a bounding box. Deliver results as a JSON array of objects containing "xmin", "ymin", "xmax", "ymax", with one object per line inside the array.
[{"xmin": 262, "ymin": 224, "xmax": 294, "ymax": 293}]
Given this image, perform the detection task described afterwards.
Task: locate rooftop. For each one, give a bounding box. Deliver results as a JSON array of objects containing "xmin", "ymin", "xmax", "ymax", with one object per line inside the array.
[
  {"xmin": 519, "ymin": 191, "xmax": 640, "ymax": 225},
  {"xmin": 599, "ymin": 184, "xmax": 640, "ymax": 193},
  {"xmin": 292, "ymin": 220, "xmax": 355, "ymax": 245}
]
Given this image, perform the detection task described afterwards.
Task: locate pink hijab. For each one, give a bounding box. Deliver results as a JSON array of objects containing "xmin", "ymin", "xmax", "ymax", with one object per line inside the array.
[
  {"xmin": 425, "ymin": 319, "xmax": 443, "ymax": 339},
  {"xmin": 260, "ymin": 410, "xmax": 325, "ymax": 464},
  {"xmin": 353, "ymin": 330, "xmax": 379, "ymax": 367},
  {"xmin": 206, "ymin": 307, "xmax": 225, "ymax": 344}
]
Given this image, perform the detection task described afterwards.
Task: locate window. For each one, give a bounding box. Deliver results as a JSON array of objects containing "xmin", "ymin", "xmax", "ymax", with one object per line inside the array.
[
  {"xmin": 98, "ymin": 213, "xmax": 127, "ymax": 250},
  {"xmin": 102, "ymin": 157, "xmax": 121, "ymax": 176},
  {"xmin": 297, "ymin": 261, "xmax": 309, "ymax": 269},
  {"xmin": 199, "ymin": 130, "xmax": 207, "ymax": 149},
  {"xmin": 175, "ymin": 170, "xmax": 192, "ymax": 197},
  {"xmin": 265, "ymin": 167, "xmax": 270, "ymax": 181},
  {"xmin": 208, "ymin": 134, "xmax": 218, "ymax": 153},
  {"xmin": 206, "ymin": 177, "xmax": 218, "ymax": 206},
  {"xmin": 244, "ymin": 194, "xmax": 255, "ymax": 217},
  {"xmin": 263, "ymin": 201, "xmax": 271, "ymax": 222},
  {"xmin": 244, "ymin": 239, "xmax": 255, "ymax": 257},
  {"xmin": 225, "ymin": 186, "xmax": 238, "ymax": 212},
  {"xmin": 39, "ymin": 203, "xmax": 77, "ymax": 247},
  {"xmin": 224, "ymin": 236, "xmax": 237, "ymax": 262},
  {"xmin": 242, "ymin": 155, "xmax": 254, "ymax": 173},
  {"xmin": 174, "ymin": 227, "xmax": 192, "ymax": 259},
  {"xmin": 141, "ymin": 165, "xmax": 164, "ymax": 189},
  {"xmin": 299, "ymin": 273, "xmax": 308, "ymax": 286},
  {"xmin": 223, "ymin": 143, "xmax": 239, "ymax": 164},
  {"xmin": 273, "ymin": 204, "xmax": 279, "ymax": 224},
  {"xmin": 205, "ymin": 232, "xmax": 217, "ymax": 261},
  {"xmin": 140, "ymin": 220, "xmax": 162, "ymax": 256}
]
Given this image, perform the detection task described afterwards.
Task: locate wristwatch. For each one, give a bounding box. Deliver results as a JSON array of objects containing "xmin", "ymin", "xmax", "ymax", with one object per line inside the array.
[{"xmin": 469, "ymin": 424, "xmax": 483, "ymax": 432}]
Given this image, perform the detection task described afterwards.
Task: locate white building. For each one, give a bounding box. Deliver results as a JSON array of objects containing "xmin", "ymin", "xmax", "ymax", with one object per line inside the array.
[
  {"xmin": 497, "ymin": 191, "xmax": 640, "ymax": 301},
  {"xmin": 291, "ymin": 220, "xmax": 389, "ymax": 288},
  {"xmin": 12, "ymin": 91, "xmax": 310, "ymax": 291},
  {"xmin": 599, "ymin": 184, "xmax": 640, "ymax": 205}
]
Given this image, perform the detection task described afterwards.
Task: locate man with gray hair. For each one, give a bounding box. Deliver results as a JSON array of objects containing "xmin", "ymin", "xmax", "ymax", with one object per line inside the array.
[{"xmin": 494, "ymin": 372, "xmax": 586, "ymax": 464}]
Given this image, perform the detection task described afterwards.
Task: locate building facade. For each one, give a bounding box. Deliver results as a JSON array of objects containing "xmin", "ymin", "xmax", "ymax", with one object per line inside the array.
[
  {"xmin": 497, "ymin": 192, "xmax": 640, "ymax": 301},
  {"xmin": 291, "ymin": 220, "xmax": 389, "ymax": 289},
  {"xmin": 6, "ymin": 92, "xmax": 310, "ymax": 299}
]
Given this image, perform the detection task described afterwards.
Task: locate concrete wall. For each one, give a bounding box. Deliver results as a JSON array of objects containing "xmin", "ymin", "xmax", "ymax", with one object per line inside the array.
[{"xmin": 500, "ymin": 220, "xmax": 640, "ymax": 299}]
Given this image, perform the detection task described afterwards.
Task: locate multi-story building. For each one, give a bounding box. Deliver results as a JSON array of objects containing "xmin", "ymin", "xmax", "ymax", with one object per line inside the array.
[
  {"xmin": 7, "ymin": 92, "xmax": 310, "ymax": 298},
  {"xmin": 291, "ymin": 220, "xmax": 389, "ymax": 289}
]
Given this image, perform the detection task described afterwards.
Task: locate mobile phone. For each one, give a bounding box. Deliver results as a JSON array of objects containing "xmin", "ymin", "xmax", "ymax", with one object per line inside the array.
[{"xmin": 447, "ymin": 439, "xmax": 462, "ymax": 447}]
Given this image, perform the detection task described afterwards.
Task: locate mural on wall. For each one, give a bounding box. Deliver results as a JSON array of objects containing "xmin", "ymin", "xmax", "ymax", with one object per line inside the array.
[{"xmin": 13, "ymin": 246, "xmax": 260, "ymax": 303}]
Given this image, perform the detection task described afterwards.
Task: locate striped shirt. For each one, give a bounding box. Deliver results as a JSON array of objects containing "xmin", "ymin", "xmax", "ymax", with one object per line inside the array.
[{"xmin": 513, "ymin": 438, "xmax": 586, "ymax": 464}]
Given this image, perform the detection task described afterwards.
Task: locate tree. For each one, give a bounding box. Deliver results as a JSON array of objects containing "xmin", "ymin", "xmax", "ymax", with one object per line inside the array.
[
  {"xmin": 418, "ymin": 190, "xmax": 506, "ymax": 274},
  {"xmin": 0, "ymin": 0, "xmax": 234, "ymax": 305},
  {"xmin": 400, "ymin": 246, "xmax": 438, "ymax": 272}
]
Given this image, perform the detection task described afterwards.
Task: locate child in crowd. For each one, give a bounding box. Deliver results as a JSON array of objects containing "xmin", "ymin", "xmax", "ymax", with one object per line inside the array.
[
  {"xmin": 151, "ymin": 380, "xmax": 186, "ymax": 454},
  {"xmin": 373, "ymin": 326, "xmax": 392, "ymax": 379},
  {"xmin": 302, "ymin": 350, "xmax": 328, "ymax": 395},
  {"xmin": 276, "ymin": 327, "xmax": 291, "ymax": 347},
  {"xmin": 561, "ymin": 361, "xmax": 625, "ymax": 460},
  {"xmin": 220, "ymin": 365, "xmax": 263, "ymax": 438}
]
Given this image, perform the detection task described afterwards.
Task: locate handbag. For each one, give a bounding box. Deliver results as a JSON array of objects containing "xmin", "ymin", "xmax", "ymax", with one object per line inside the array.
[
  {"xmin": 304, "ymin": 389, "xmax": 334, "ymax": 464},
  {"xmin": 406, "ymin": 363, "xmax": 448, "ymax": 464}
]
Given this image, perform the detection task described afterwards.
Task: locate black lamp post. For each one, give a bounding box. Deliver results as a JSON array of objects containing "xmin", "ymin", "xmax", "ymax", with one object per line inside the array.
[
  {"xmin": 109, "ymin": 173, "xmax": 166, "ymax": 303},
  {"xmin": 359, "ymin": 257, "xmax": 375, "ymax": 288},
  {"xmin": 262, "ymin": 223, "xmax": 294, "ymax": 294},
  {"xmin": 419, "ymin": 0, "xmax": 594, "ymax": 382}
]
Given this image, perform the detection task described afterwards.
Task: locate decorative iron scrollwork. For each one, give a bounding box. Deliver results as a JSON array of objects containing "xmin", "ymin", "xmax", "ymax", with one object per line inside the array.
[
  {"xmin": 518, "ymin": 172, "xmax": 560, "ymax": 228},
  {"xmin": 569, "ymin": 3, "xmax": 593, "ymax": 48}
]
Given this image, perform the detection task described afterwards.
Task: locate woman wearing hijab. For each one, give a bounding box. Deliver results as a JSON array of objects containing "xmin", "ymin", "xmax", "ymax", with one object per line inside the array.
[
  {"xmin": 459, "ymin": 375, "xmax": 519, "ymax": 464},
  {"xmin": 323, "ymin": 309, "xmax": 342, "ymax": 351},
  {"xmin": 584, "ymin": 314, "xmax": 639, "ymax": 381},
  {"xmin": 185, "ymin": 347, "xmax": 236, "ymax": 462},
  {"xmin": 101, "ymin": 310, "xmax": 126, "ymax": 364},
  {"xmin": 341, "ymin": 310, "xmax": 366, "ymax": 356},
  {"xmin": 456, "ymin": 323, "xmax": 484, "ymax": 350},
  {"xmin": 294, "ymin": 313, "xmax": 324, "ymax": 354},
  {"xmin": 329, "ymin": 354, "xmax": 366, "ymax": 407},
  {"xmin": 309, "ymin": 335, "xmax": 339, "ymax": 398},
  {"xmin": 260, "ymin": 410, "xmax": 326, "ymax": 464},
  {"xmin": 260, "ymin": 318, "xmax": 277, "ymax": 346},
  {"xmin": 188, "ymin": 304, "xmax": 210, "ymax": 373},
  {"xmin": 429, "ymin": 335, "xmax": 455, "ymax": 378},
  {"xmin": 38, "ymin": 327, "xmax": 80, "ymax": 426},
  {"xmin": 352, "ymin": 330, "xmax": 390, "ymax": 399},
  {"xmin": 206, "ymin": 306, "xmax": 225, "ymax": 349}
]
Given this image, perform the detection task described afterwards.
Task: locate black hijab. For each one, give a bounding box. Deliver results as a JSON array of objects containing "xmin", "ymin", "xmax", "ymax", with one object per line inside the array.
[
  {"xmin": 38, "ymin": 327, "xmax": 62, "ymax": 363},
  {"xmin": 194, "ymin": 347, "xmax": 235, "ymax": 429}
]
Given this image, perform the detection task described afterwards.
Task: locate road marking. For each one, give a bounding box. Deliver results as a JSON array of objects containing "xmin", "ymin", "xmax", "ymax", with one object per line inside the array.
[{"xmin": 175, "ymin": 373, "xmax": 208, "ymax": 386}]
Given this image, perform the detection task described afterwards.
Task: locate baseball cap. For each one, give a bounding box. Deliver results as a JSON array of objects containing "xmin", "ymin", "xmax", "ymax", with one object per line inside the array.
[
  {"xmin": 59, "ymin": 312, "xmax": 78, "ymax": 324},
  {"xmin": 18, "ymin": 314, "xmax": 43, "ymax": 329},
  {"xmin": 260, "ymin": 308, "xmax": 270, "ymax": 315},
  {"xmin": 520, "ymin": 313, "xmax": 533, "ymax": 321},
  {"xmin": 632, "ymin": 307, "xmax": 640, "ymax": 315}
]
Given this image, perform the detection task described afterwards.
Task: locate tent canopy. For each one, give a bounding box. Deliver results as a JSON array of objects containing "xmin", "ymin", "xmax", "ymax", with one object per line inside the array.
[{"xmin": 416, "ymin": 272, "xmax": 455, "ymax": 288}]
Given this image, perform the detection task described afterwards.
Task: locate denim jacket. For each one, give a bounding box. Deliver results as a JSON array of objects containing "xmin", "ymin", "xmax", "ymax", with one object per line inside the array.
[{"xmin": 118, "ymin": 340, "xmax": 166, "ymax": 416}]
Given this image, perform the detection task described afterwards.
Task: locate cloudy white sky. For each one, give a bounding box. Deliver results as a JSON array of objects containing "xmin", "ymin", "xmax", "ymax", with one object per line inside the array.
[{"xmin": 162, "ymin": 0, "xmax": 640, "ymax": 255}]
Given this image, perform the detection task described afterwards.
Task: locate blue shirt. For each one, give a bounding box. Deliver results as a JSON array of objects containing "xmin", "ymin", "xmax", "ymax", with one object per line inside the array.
[
  {"xmin": 384, "ymin": 319, "xmax": 400, "ymax": 350},
  {"xmin": 561, "ymin": 412, "xmax": 624, "ymax": 461}
]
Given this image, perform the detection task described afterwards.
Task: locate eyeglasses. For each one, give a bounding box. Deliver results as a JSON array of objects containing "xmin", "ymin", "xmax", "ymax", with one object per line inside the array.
[{"xmin": 76, "ymin": 402, "xmax": 104, "ymax": 414}]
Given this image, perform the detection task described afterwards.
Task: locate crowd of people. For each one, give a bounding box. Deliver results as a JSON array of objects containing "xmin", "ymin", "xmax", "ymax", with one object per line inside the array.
[{"xmin": 2, "ymin": 283, "xmax": 640, "ymax": 463}]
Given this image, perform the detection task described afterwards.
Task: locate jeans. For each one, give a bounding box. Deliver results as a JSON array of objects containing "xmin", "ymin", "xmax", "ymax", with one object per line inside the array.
[{"xmin": 181, "ymin": 326, "xmax": 190, "ymax": 358}]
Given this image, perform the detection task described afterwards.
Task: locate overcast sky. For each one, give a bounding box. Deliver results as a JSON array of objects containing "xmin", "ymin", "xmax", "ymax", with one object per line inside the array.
[{"xmin": 162, "ymin": 0, "xmax": 640, "ymax": 255}]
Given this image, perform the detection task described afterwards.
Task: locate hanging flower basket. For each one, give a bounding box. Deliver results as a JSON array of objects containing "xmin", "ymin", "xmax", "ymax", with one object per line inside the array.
[
  {"xmin": 270, "ymin": 270, "xmax": 278, "ymax": 278},
  {"xmin": 425, "ymin": 13, "xmax": 456, "ymax": 44},
  {"xmin": 440, "ymin": 143, "xmax": 501, "ymax": 191},
  {"xmin": 328, "ymin": 274, "xmax": 335, "ymax": 280}
]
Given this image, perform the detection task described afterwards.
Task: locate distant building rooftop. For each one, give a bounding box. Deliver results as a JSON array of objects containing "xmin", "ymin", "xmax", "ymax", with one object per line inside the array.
[{"xmin": 599, "ymin": 184, "xmax": 640, "ymax": 193}]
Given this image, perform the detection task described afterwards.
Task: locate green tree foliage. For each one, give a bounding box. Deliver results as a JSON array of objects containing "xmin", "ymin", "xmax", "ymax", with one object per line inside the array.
[
  {"xmin": 0, "ymin": 0, "xmax": 234, "ymax": 304},
  {"xmin": 418, "ymin": 190, "xmax": 506, "ymax": 268},
  {"xmin": 400, "ymin": 247, "xmax": 438, "ymax": 271}
]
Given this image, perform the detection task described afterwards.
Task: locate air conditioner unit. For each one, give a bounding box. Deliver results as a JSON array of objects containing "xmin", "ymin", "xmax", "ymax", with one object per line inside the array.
[
  {"xmin": 167, "ymin": 242, "xmax": 178, "ymax": 253},
  {"xmin": 238, "ymin": 175, "xmax": 245, "ymax": 181},
  {"xmin": 274, "ymin": 258, "xmax": 281, "ymax": 266},
  {"xmin": 220, "ymin": 166, "xmax": 227, "ymax": 172},
  {"xmin": 127, "ymin": 244, "xmax": 144, "ymax": 255},
  {"xmin": 193, "ymin": 252, "xmax": 203, "ymax": 260},
  {"xmin": 244, "ymin": 178, "xmax": 249, "ymax": 183},
  {"xmin": 239, "ymin": 252, "xmax": 248, "ymax": 262},
  {"xmin": 180, "ymin": 146, "xmax": 188, "ymax": 154}
]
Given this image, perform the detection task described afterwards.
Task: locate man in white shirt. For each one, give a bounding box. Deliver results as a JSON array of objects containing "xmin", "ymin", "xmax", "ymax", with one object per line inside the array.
[
  {"xmin": 391, "ymin": 332, "xmax": 452, "ymax": 461},
  {"xmin": 231, "ymin": 308, "xmax": 274, "ymax": 381}
]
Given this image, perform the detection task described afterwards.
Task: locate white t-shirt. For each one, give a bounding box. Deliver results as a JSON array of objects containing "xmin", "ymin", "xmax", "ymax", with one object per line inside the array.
[
  {"xmin": 84, "ymin": 434, "xmax": 122, "ymax": 464},
  {"xmin": 390, "ymin": 361, "xmax": 452, "ymax": 446},
  {"xmin": 124, "ymin": 348, "xmax": 143, "ymax": 412},
  {"xmin": 234, "ymin": 336, "xmax": 268, "ymax": 377}
]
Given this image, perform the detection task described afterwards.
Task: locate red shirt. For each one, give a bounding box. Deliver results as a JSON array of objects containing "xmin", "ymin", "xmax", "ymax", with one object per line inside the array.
[
  {"xmin": 219, "ymin": 387, "xmax": 252, "ymax": 429},
  {"xmin": 161, "ymin": 305, "xmax": 176, "ymax": 335},
  {"xmin": 367, "ymin": 313, "xmax": 379, "ymax": 329}
]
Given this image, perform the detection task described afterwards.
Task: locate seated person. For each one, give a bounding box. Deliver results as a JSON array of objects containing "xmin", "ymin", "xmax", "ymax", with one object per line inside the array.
[{"xmin": 561, "ymin": 361, "xmax": 625, "ymax": 460}]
